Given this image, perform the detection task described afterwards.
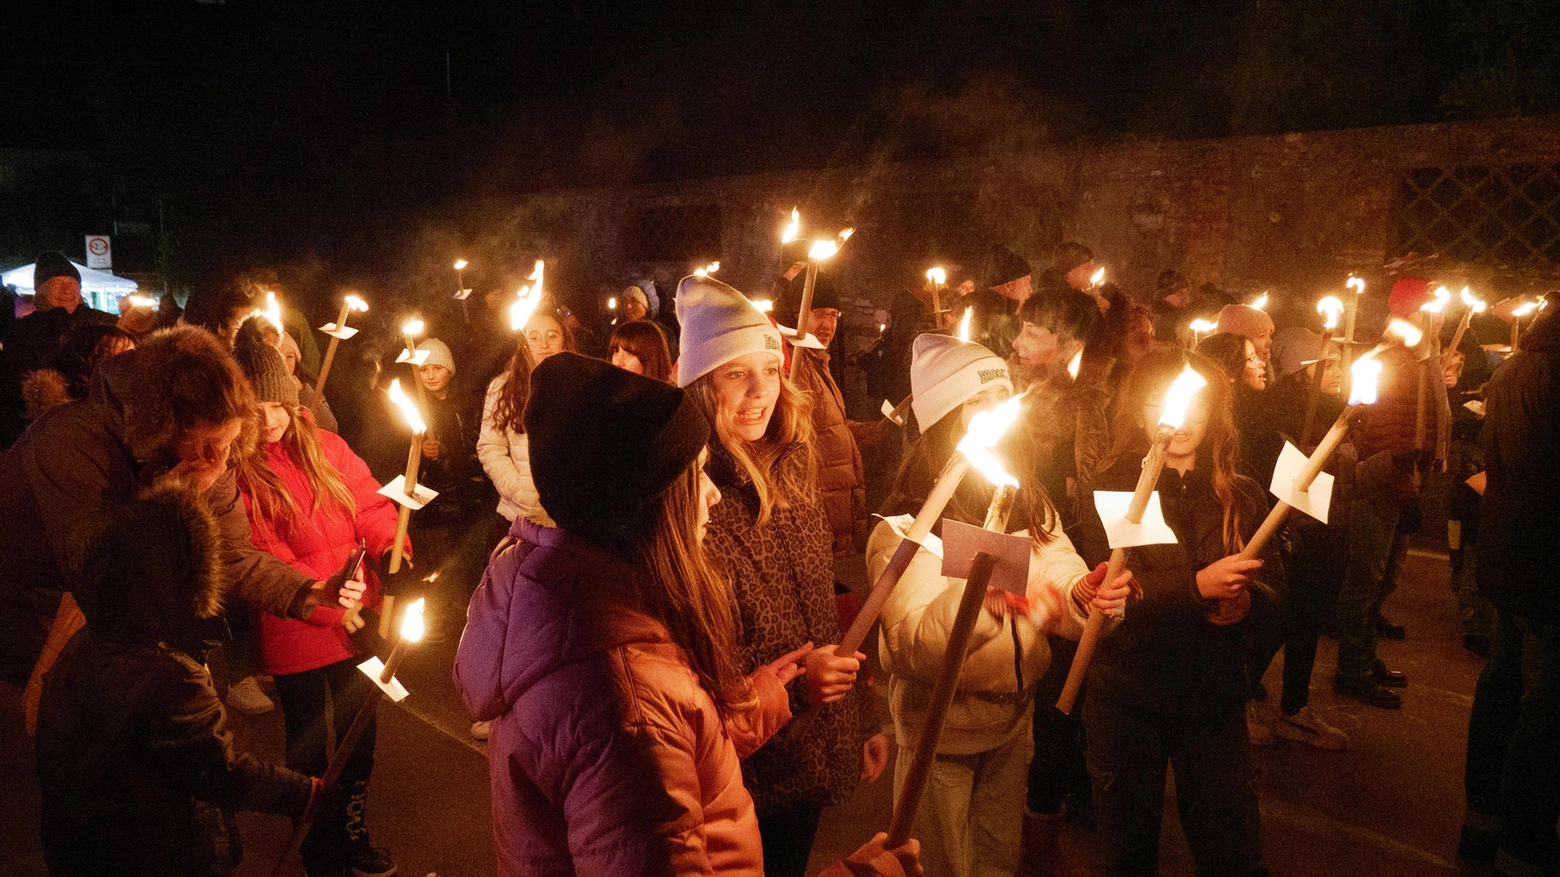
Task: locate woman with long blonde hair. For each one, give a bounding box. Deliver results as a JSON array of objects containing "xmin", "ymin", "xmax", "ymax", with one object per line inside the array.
[
  {"xmin": 1076, "ymin": 348, "xmax": 1274, "ymax": 876},
  {"xmin": 675, "ymin": 275, "xmax": 889, "ymax": 877}
]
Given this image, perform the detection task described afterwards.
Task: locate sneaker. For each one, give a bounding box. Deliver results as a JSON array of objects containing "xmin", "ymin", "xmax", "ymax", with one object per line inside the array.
[
  {"xmin": 348, "ymin": 844, "xmax": 397, "ymax": 877},
  {"xmin": 1246, "ymin": 700, "xmax": 1274, "ymax": 746},
  {"xmin": 470, "ymin": 720, "xmax": 492, "ymax": 741},
  {"xmin": 226, "ymin": 676, "xmax": 274, "ymax": 715},
  {"xmin": 1273, "ymin": 706, "xmax": 1349, "ymax": 750},
  {"xmin": 1333, "ymin": 675, "xmax": 1402, "ymax": 709}
]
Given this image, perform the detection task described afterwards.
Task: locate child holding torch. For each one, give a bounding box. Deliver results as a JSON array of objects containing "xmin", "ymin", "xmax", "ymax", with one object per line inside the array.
[
  {"xmin": 874, "ymin": 333, "xmax": 1133, "ymax": 877},
  {"xmin": 1076, "ymin": 349, "xmax": 1276, "ymax": 877},
  {"xmin": 232, "ymin": 325, "xmax": 404, "ymax": 877}
]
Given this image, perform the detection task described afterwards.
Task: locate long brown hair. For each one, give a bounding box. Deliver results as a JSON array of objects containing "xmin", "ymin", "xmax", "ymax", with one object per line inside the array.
[
  {"xmin": 487, "ymin": 342, "xmax": 534, "ymax": 435},
  {"xmin": 609, "ymin": 320, "xmax": 674, "ymax": 384},
  {"xmin": 236, "ymin": 404, "xmax": 356, "ymax": 527},
  {"xmin": 1104, "ymin": 349, "xmax": 1248, "ymax": 553},
  {"xmin": 688, "ymin": 369, "xmax": 817, "ymax": 528},
  {"xmin": 624, "ymin": 459, "xmax": 753, "ymax": 715}
]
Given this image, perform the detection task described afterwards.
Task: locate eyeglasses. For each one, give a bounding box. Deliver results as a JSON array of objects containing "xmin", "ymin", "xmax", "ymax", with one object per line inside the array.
[
  {"xmin": 527, "ymin": 330, "xmax": 563, "ymax": 343},
  {"xmin": 812, "ymin": 308, "xmax": 841, "ymax": 319}
]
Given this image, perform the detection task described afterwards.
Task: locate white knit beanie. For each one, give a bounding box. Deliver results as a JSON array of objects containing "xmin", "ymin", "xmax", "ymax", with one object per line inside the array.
[
  {"xmin": 675, "ymin": 275, "xmax": 783, "ymax": 388},
  {"xmin": 416, "ymin": 338, "xmax": 456, "ymax": 375},
  {"xmin": 910, "ymin": 333, "xmax": 1012, "ymax": 429}
]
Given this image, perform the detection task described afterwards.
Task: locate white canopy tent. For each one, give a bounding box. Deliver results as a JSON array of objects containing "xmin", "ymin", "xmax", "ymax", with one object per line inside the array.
[{"xmin": 3, "ymin": 260, "xmax": 140, "ymax": 313}]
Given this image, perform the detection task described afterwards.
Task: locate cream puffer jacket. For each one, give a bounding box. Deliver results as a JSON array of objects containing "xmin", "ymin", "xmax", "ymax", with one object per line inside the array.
[
  {"xmin": 869, "ymin": 515, "xmax": 1089, "ymax": 755},
  {"xmin": 477, "ymin": 374, "xmax": 555, "ymax": 526}
]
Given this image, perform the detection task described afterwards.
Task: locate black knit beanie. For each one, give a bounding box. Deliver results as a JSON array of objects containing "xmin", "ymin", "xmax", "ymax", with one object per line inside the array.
[
  {"xmin": 526, "ymin": 352, "xmax": 710, "ymax": 543},
  {"xmin": 34, "ymin": 251, "xmax": 80, "ymax": 289},
  {"xmin": 780, "ymin": 270, "xmax": 840, "ymax": 326},
  {"xmin": 232, "ymin": 320, "xmax": 298, "ymax": 406},
  {"xmin": 984, "ymin": 245, "xmax": 1032, "ymax": 289}
]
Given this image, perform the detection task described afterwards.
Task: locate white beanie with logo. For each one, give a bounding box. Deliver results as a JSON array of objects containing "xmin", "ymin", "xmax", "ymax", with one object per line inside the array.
[
  {"xmin": 416, "ymin": 338, "xmax": 456, "ymax": 375},
  {"xmin": 910, "ymin": 333, "xmax": 1012, "ymax": 429},
  {"xmin": 675, "ymin": 275, "xmax": 784, "ymax": 388}
]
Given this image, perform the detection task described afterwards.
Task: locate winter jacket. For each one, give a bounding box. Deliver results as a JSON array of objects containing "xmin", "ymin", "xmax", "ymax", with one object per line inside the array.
[
  {"xmin": 869, "ymin": 516, "xmax": 1089, "ymax": 755},
  {"xmin": 455, "ymin": 521, "xmax": 905, "ymax": 877},
  {"xmin": 794, "ymin": 350, "xmax": 868, "ymax": 555},
  {"xmin": 0, "ymin": 343, "xmax": 315, "ymax": 686},
  {"xmin": 477, "ymin": 373, "xmax": 554, "ymax": 526},
  {"xmin": 1478, "ymin": 311, "xmax": 1560, "ymax": 624},
  {"xmin": 1352, "ymin": 345, "xmax": 1420, "ymax": 500},
  {"xmin": 703, "ymin": 440, "xmax": 878, "ymax": 817},
  {"xmin": 36, "ymin": 481, "xmax": 314, "ymax": 877},
  {"xmin": 1078, "ymin": 452, "xmax": 1279, "ymax": 717},
  {"xmin": 0, "ymin": 304, "xmax": 117, "ymax": 446},
  {"xmin": 241, "ymin": 427, "xmax": 402, "ymax": 676}
]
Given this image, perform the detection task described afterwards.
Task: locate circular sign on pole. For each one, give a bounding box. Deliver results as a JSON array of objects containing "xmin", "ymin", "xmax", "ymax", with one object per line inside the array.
[{"xmin": 85, "ymin": 235, "xmax": 112, "ymax": 269}]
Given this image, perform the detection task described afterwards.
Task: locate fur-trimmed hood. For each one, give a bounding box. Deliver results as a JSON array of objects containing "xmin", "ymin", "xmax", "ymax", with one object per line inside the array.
[
  {"xmin": 89, "ymin": 325, "xmax": 257, "ymax": 463},
  {"xmin": 72, "ymin": 478, "xmax": 227, "ymax": 650}
]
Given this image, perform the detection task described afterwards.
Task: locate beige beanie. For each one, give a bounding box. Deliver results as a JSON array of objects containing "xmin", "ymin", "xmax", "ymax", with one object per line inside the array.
[
  {"xmin": 416, "ymin": 338, "xmax": 456, "ymax": 375},
  {"xmin": 675, "ymin": 275, "xmax": 783, "ymax": 388},
  {"xmin": 1216, "ymin": 304, "xmax": 1274, "ymax": 343},
  {"xmin": 910, "ymin": 333, "xmax": 1012, "ymax": 429}
]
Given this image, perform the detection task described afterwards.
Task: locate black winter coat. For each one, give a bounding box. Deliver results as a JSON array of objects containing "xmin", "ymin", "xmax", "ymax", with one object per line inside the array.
[
  {"xmin": 1477, "ymin": 311, "xmax": 1560, "ymax": 623},
  {"xmin": 1078, "ymin": 451, "xmax": 1279, "ymax": 717}
]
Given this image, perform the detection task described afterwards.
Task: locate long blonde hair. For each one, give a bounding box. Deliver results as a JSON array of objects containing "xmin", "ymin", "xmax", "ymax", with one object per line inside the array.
[
  {"xmin": 236, "ymin": 404, "xmax": 357, "ymax": 527},
  {"xmin": 624, "ymin": 460, "xmax": 754, "ymax": 715},
  {"xmin": 688, "ymin": 369, "xmax": 817, "ymax": 527}
]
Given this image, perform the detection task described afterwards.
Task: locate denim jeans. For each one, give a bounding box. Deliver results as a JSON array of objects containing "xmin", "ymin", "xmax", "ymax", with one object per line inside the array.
[
  {"xmin": 1336, "ymin": 492, "xmax": 1401, "ymax": 680},
  {"xmin": 1084, "ymin": 694, "xmax": 1267, "ymax": 877},
  {"xmin": 1464, "ymin": 612, "xmax": 1560, "ymax": 872}
]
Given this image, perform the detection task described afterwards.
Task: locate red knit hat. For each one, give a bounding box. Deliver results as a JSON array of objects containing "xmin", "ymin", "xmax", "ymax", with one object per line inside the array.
[{"xmin": 1388, "ymin": 277, "xmax": 1434, "ymax": 318}]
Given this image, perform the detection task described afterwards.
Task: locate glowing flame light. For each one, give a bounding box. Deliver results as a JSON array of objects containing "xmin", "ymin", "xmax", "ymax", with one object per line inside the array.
[
  {"xmin": 1157, "ymin": 366, "xmax": 1209, "ymax": 430},
  {"xmin": 1317, "ymin": 296, "xmax": 1344, "ymax": 329},
  {"xmin": 1385, "ymin": 318, "xmax": 1423, "ymax": 348},
  {"xmin": 1250, "ymin": 292, "xmax": 1269, "ymax": 311},
  {"xmin": 510, "ymin": 284, "xmax": 542, "ymax": 331},
  {"xmin": 1347, "ymin": 276, "xmax": 1366, "ymax": 296},
  {"xmin": 781, "ymin": 208, "xmax": 800, "ymax": 244},
  {"xmin": 528, "ymin": 260, "xmax": 544, "ymax": 299},
  {"xmin": 956, "ymin": 308, "xmax": 973, "ymax": 342},
  {"xmin": 608, "ymin": 297, "xmax": 618, "ymax": 310},
  {"xmin": 264, "ymin": 292, "xmax": 284, "ymax": 332},
  {"xmin": 1460, "ymin": 287, "xmax": 1486, "ymax": 313},
  {"xmin": 1189, "ymin": 318, "xmax": 1218, "ymax": 336},
  {"xmin": 1067, "ymin": 349, "xmax": 1082, "ymax": 380},
  {"xmin": 453, "ymin": 259, "xmax": 468, "ymax": 271},
  {"xmin": 1089, "ymin": 267, "xmax": 1106, "ymax": 287},
  {"xmin": 1350, "ymin": 357, "xmax": 1383, "ymax": 405},
  {"xmin": 388, "ymin": 379, "xmax": 427, "ymax": 434},
  {"xmin": 125, "ymin": 294, "xmax": 156, "ymax": 310},
  {"xmin": 753, "ymin": 298, "xmax": 774, "ymax": 314},
  {"xmin": 927, "ymin": 266, "xmax": 947, "ymax": 286},
  {"xmin": 1423, "ymin": 286, "xmax": 1452, "ymax": 313},
  {"xmin": 344, "ymin": 294, "xmax": 369, "ymax": 313},
  {"xmin": 956, "ymin": 395, "xmax": 1023, "ymax": 489},
  {"xmin": 401, "ymin": 318, "xmax": 425, "ymax": 338},
  {"xmin": 400, "ymin": 597, "xmax": 426, "ymax": 642},
  {"xmin": 693, "ymin": 261, "xmax": 720, "ymax": 277},
  {"xmin": 1513, "ymin": 301, "xmax": 1539, "ymax": 318},
  {"xmin": 809, "ymin": 239, "xmax": 841, "ymax": 261}
]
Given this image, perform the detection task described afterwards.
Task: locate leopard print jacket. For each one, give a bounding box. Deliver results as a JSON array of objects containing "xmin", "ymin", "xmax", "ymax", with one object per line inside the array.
[{"xmin": 704, "ymin": 440, "xmax": 878, "ymax": 817}]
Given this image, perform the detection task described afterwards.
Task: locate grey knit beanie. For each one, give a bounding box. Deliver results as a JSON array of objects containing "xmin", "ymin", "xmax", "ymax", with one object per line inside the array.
[{"xmin": 233, "ymin": 320, "xmax": 299, "ymax": 406}]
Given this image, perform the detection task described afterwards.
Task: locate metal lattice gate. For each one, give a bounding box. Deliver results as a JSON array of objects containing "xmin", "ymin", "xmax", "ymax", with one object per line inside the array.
[{"xmin": 1395, "ymin": 164, "xmax": 1560, "ymax": 268}]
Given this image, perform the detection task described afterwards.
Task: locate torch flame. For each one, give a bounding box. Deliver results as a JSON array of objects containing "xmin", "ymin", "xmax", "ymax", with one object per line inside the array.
[
  {"xmin": 809, "ymin": 239, "xmax": 841, "ymax": 261},
  {"xmin": 608, "ymin": 297, "xmax": 618, "ymax": 310},
  {"xmin": 1513, "ymin": 301, "xmax": 1539, "ymax": 318},
  {"xmin": 1384, "ymin": 318, "xmax": 1423, "ymax": 348},
  {"xmin": 528, "ymin": 260, "xmax": 544, "ymax": 299},
  {"xmin": 1317, "ymin": 296, "xmax": 1344, "ymax": 329},
  {"xmin": 927, "ymin": 266, "xmax": 947, "ymax": 286},
  {"xmin": 956, "ymin": 395, "xmax": 1023, "ymax": 488},
  {"xmin": 1189, "ymin": 318, "xmax": 1218, "ymax": 336},
  {"xmin": 1250, "ymin": 292, "xmax": 1269, "ymax": 311},
  {"xmin": 956, "ymin": 308, "xmax": 973, "ymax": 342},
  {"xmin": 401, "ymin": 318, "xmax": 425, "ymax": 338},
  {"xmin": 264, "ymin": 292, "xmax": 284, "ymax": 333},
  {"xmin": 1423, "ymin": 286, "xmax": 1452, "ymax": 313},
  {"xmin": 1349, "ymin": 356, "xmax": 1383, "ymax": 405},
  {"xmin": 838, "ymin": 228, "xmax": 854, "ymax": 243},
  {"xmin": 387, "ymin": 379, "xmax": 427, "ymax": 435},
  {"xmin": 753, "ymin": 298, "xmax": 774, "ymax": 314},
  {"xmin": 1157, "ymin": 366, "xmax": 1209, "ymax": 430},
  {"xmin": 345, "ymin": 294, "xmax": 369, "ymax": 313},
  {"xmin": 453, "ymin": 259, "xmax": 468, "ymax": 271},
  {"xmin": 693, "ymin": 261, "xmax": 720, "ymax": 277},
  {"xmin": 1067, "ymin": 349, "xmax": 1082, "ymax": 380},
  {"xmin": 781, "ymin": 208, "xmax": 800, "ymax": 244},
  {"xmin": 1089, "ymin": 267, "xmax": 1106, "ymax": 288},
  {"xmin": 400, "ymin": 597, "xmax": 426, "ymax": 643},
  {"xmin": 1460, "ymin": 287, "xmax": 1485, "ymax": 312},
  {"xmin": 1346, "ymin": 275, "xmax": 1366, "ymax": 296},
  {"xmin": 510, "ymin": 284, "xmax": 542, "ymax": 331},
  {"xmin": 125, "ymin": 294, "xmax": 156, "ymax": 310}
]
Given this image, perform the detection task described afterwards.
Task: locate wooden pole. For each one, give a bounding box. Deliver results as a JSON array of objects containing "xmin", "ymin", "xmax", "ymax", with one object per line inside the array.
[
  {"xmin": 1300, "ymin": 328, "xmax": 1336, "ymax": 446},
  {"xmin": 314, "ymin": 300, "xmax": 352, "ymax": 403},
  {"xmin": 1056, "ymin": 425, "xmax": 1172, "ymax": 714},
  {"xmin": 343, "ymin": 432, "xmax": 421, "ymax": 628},
  {"xmin": 1236, "ymin": 405, "xmax": 1357, "ymax": 562},
  {"xmin": 789, "ymin": 260, "xmax": 820, "ymax": 382}
]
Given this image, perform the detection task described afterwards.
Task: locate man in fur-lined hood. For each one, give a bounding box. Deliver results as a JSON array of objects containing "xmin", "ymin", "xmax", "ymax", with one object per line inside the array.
[
  {"xmin": 0, "ymin": 325, "xmax": 354, "ymax": 686},
  {"xmin": 36, "ymin": 480, "xmax": 319, "ymax": 877}
]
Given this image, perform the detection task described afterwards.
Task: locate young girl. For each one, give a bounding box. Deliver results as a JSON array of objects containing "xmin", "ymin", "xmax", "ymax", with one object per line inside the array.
[
  {"xmin": 676, "ymin": 275, "xmax": 888, "ymax": 877},
  {"xmin": 523, "ymin": 309, "xmax": 575, "ymax": 364},
  {"xmin": 875, "ymin": 333, "xmax": 1131, "ymax": 877},
  {"xmin": 454, "ymin": 352, "xmax": 917, "ymax": 877},
  {"xmin": 232, "ymin": 327, "xmax": 404, "ymax": 877},
  {"xmin": 609, "ymin": 319, "xmax": 675, "ymax": 383},
  {"xmin": 1078, "ymin": 348, "xmax": 1274, "ymax": 876}
]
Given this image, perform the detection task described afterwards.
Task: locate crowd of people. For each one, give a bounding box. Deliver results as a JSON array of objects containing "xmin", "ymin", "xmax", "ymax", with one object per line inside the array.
[{"xmin": 0, "ymin": 240, "xmax": 1554, "ymax": 877}]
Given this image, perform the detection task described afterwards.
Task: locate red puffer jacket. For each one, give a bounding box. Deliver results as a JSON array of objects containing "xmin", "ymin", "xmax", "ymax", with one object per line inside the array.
[{"xmin": 242, "ymin": 428, "xmax": 402, "ymax": 676}]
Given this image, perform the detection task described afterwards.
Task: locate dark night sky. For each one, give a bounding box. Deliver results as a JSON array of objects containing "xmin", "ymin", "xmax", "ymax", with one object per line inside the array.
[{"xmin": 5, "ymin": 0, "xmax": 1558, "ymax": 281}]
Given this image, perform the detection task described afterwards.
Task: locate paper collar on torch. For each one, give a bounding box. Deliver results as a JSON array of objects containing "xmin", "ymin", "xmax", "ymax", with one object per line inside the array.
[{"xmin": 322, "ymin": 295, "xmax": 369, "ymax": 338}]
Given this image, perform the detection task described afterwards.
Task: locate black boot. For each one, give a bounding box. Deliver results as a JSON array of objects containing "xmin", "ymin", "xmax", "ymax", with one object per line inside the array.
[{"xmin": 344, "ymin": 780, "xmax": 397, "ymax": 877}]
